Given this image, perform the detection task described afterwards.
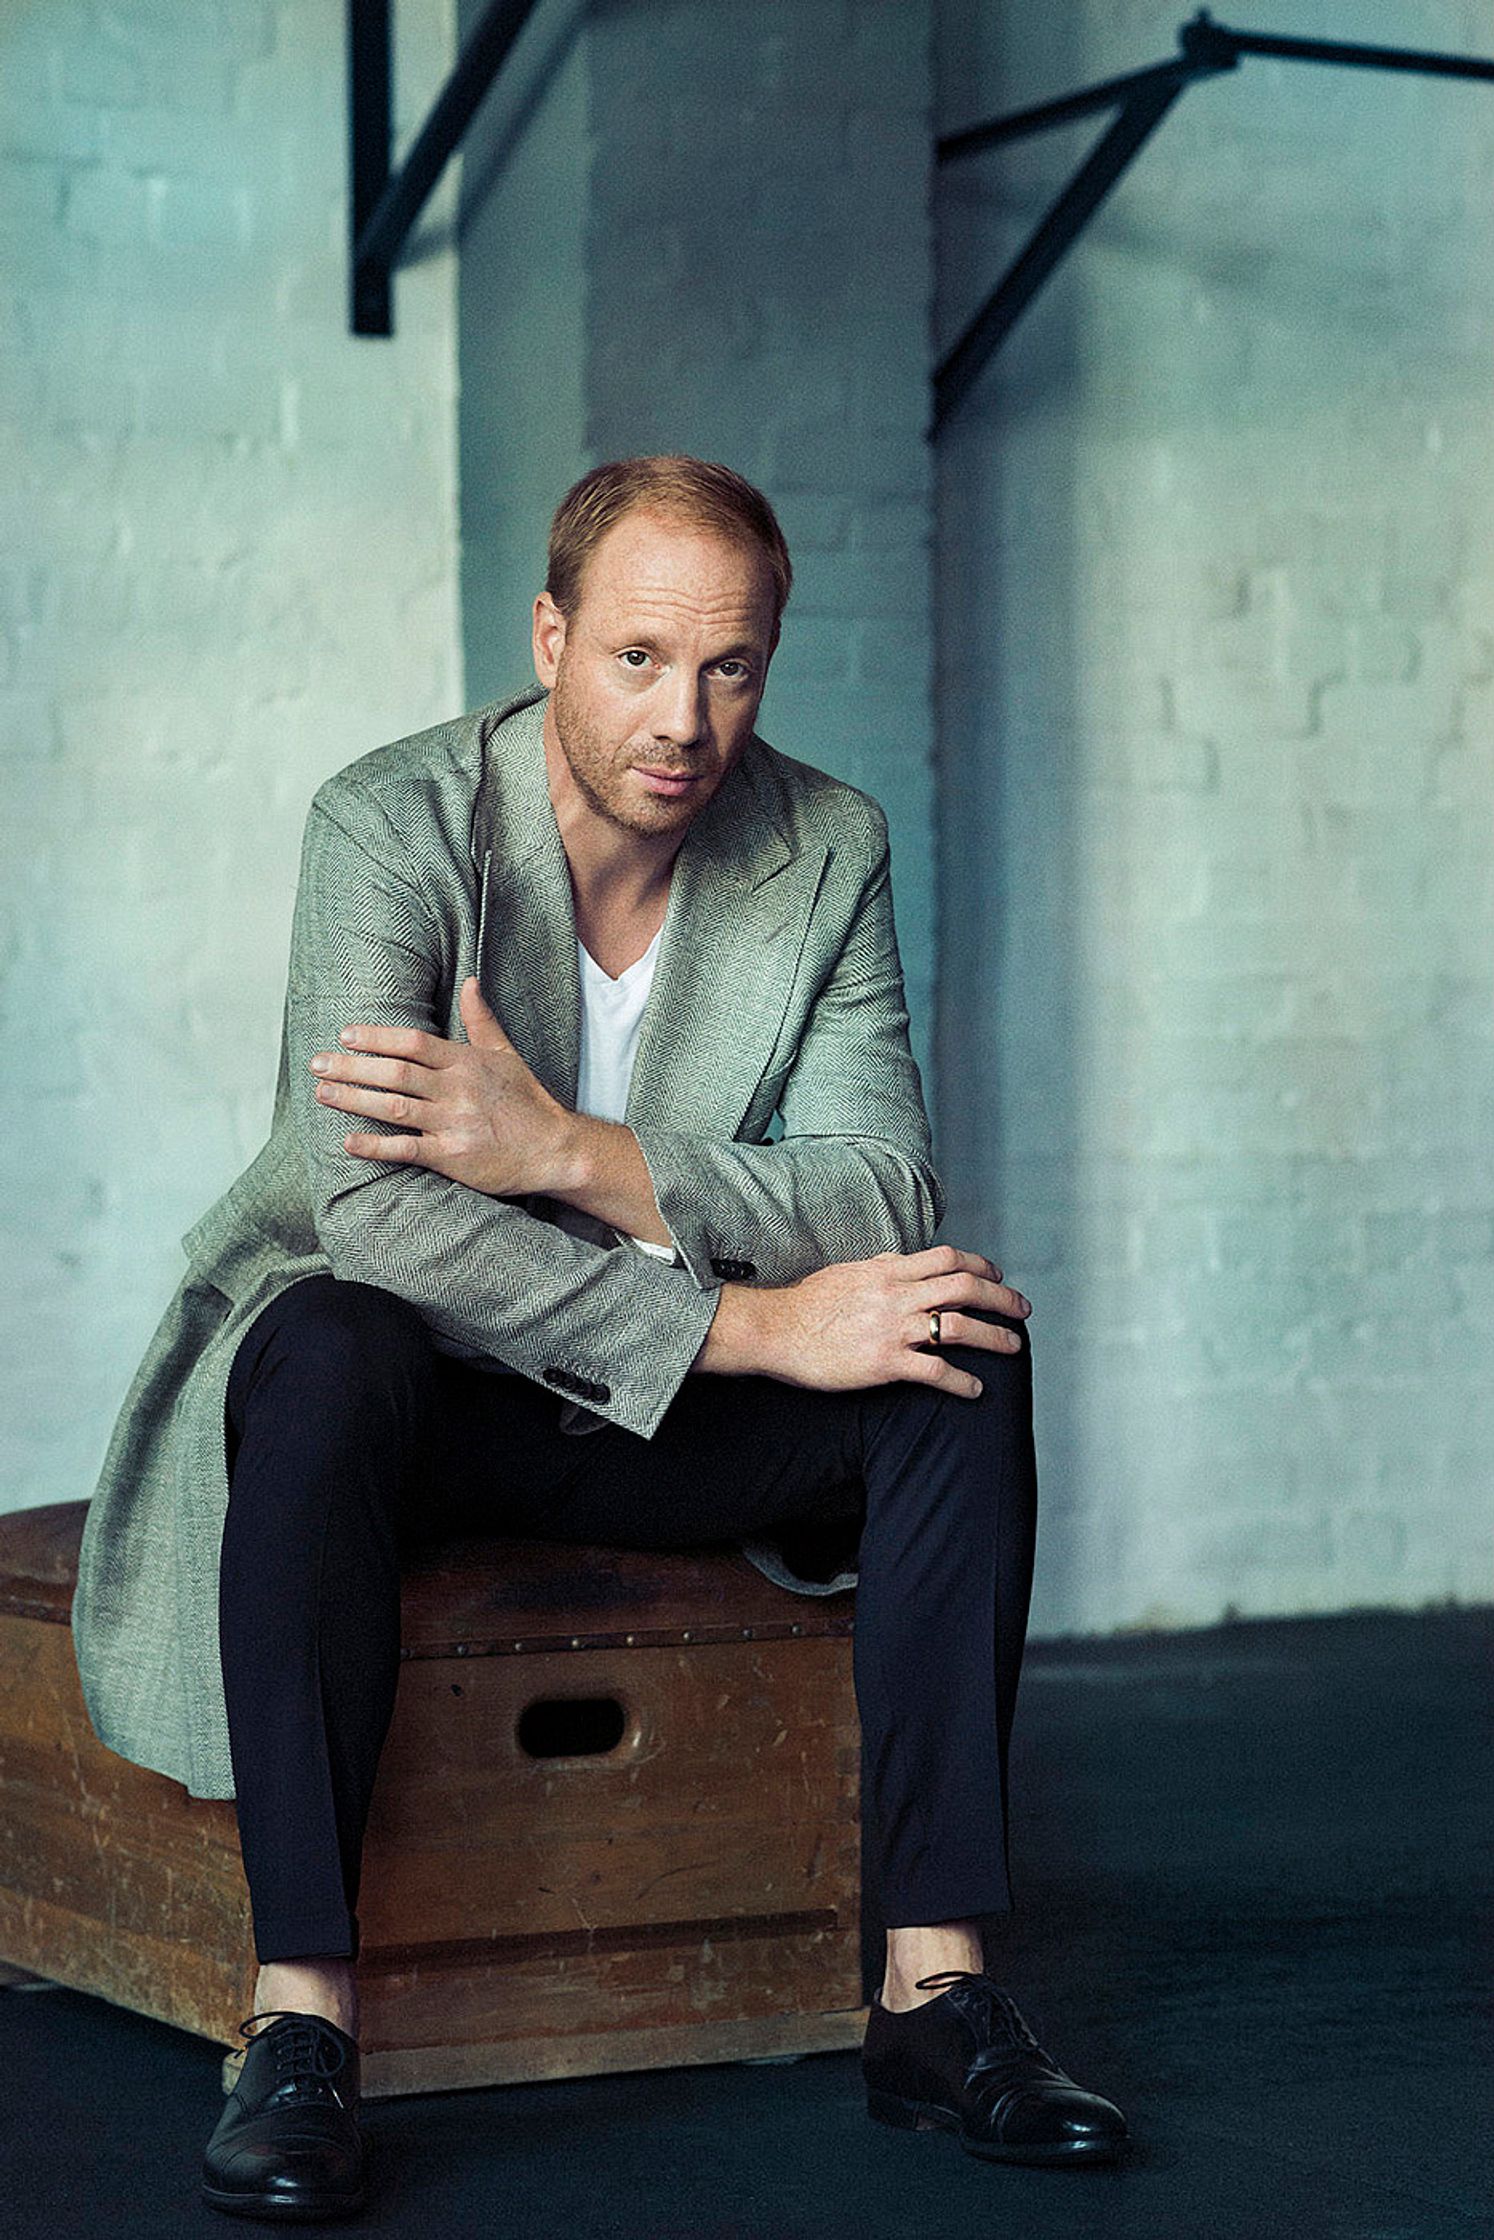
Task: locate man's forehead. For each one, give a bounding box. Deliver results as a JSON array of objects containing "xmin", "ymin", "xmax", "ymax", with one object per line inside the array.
[{"xmin": 579, "ymin": 510, "xmax": 775, "ymax": 627}]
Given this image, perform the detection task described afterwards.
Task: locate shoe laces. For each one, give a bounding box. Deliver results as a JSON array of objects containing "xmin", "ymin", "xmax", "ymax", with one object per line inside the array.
[
  {"xmin": 241, "ymin": 2011, "xmax": 348, "ymax": 2095},
  {"xmin": 912, "ymin": 1969, "xmax": 1063, "ymax": 2107},
  {"xmin": 913, "ymin": 1970, "xmax": 1042, "ymax": 2050}
]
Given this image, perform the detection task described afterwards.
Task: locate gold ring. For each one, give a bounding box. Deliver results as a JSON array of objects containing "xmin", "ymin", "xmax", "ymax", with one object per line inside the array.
[{"xmin": 928, "ymin": 1310, "xmax": 941, "ymax": 1347}]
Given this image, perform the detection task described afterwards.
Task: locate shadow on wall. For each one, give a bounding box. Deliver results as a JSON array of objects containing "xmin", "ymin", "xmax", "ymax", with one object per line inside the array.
[
  {"xmin": 453, "ymin": 0, "xmax": 592, "ymax": 705},
  {"xmin": 454, "ymin": 0, "xmax": 589, "ymax": 247},
  {"xmin": 934, "ymin": 8, "xmax": 1089, "ymax": 1627},
  {"xmin": 933, "ymin": 9, "xmax": 1494, "ymax": 1633}
]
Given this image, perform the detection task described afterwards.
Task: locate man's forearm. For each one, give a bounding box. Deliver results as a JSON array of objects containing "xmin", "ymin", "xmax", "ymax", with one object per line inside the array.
[
  {"xmin": 692, "ymin": 1247, "xmax": 1025, "ymax": 1396},
  {"xmin": 692, "ymin": 1281, "xmax": 785, "ymax": 1376},
  {"xmin": 549, "ymin": 1113, "xmax": 675, "ymax": 1250}
]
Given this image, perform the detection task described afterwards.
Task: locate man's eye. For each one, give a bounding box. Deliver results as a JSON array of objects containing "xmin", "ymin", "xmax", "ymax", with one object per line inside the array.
[
  {"xmin": 619, "ymin": 649, "xmax": 651, "ymax": 669},
  {"xmin": 715, "ymin": 660, "xmax": 750, "ymax": 680}
]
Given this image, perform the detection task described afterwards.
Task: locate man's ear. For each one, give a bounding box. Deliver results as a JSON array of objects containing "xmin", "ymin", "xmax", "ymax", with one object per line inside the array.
[{"xmin": 532, "ymin": 591, "xmax": 568, "ymax": 687}]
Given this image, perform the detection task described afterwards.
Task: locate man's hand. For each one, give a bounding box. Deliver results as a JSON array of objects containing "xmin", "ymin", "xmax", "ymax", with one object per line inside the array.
[
  {"xmin": 697, "ymin": 1245, "xmax": 1031, "ymax": 1398},
  {"xmin": 309, "ymin": 977, "xmax": 574, "ymax": 1198}
]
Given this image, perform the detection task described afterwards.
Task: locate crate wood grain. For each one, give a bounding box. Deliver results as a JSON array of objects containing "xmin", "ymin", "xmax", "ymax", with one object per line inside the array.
[{"xmin": 0, "ymin": 1503, "xmax": 866, "ymax": 2096}]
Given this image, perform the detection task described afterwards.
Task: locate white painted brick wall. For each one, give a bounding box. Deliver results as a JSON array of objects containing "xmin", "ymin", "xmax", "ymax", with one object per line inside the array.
[
  {"xmin": 20, "ymin": 0, "xmax": 1478, "ymax": 1641},
  {"xmin": 0, "ymin": 2, "xmax": 463, "ymax": 1513},
  {"xmin": 936, "ymin": 0, "xmax": 1494, "ymax": 1629}
]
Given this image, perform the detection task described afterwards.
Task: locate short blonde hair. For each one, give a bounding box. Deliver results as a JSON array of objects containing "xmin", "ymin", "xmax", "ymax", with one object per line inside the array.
[{"xmin": 546, "ymin": 456, "xmax": 793, "ymax": 630}]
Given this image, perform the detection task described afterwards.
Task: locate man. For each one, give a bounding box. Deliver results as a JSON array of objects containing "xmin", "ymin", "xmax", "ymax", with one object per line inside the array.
[{"xmin": 74, "ymin": 457, "xmax": 1127, "ymax": 2220}]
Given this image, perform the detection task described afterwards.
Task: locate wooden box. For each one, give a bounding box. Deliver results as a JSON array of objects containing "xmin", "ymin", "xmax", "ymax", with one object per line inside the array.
[{"xmin": 0, "ymin": 1503, "xmax": 865, "ymax": 2096}]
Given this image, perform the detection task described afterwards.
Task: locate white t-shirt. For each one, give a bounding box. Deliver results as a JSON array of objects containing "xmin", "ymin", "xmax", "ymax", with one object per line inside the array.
[
  {"xmin": 576, "ymin": 926, "xmax": 662, "ymax": 1122},
  {"xmin": 575, "ymin": 927, "xmax": 675, "ymax": 1263}
]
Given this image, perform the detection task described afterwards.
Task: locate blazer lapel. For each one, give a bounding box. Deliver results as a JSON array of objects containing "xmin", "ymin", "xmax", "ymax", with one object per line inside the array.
[
  {"xmin": 627, "ymin": 753, "xmax": 828, "ymax": 1138},
  {"xmin": 470, "ymin": 691, "xmax": 581, "ymax": 1106},
  {"xmin": 470, "ymin": 698, "xmax": 828, "ymax": 1137}
]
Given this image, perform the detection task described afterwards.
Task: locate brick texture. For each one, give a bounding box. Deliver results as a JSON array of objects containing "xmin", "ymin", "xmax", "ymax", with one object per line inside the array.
[
  {"xmin": 457, "ymin": 0, "xmax": 937, "ymax": 1064},
  {"xmin": 935, "ymin": 0, "xmax": 1494, "ymax": 1628},
  {"xmin": 13, "ymin": 0, "xmax": 1478, "ymax": 1639},
  {"xmin": 0, "ymin": 1, "xmax": 463, "ymax": 1513},
  {"xmin": 585, "ymin": 0, "xmax": 937, "ymax": 1053}
]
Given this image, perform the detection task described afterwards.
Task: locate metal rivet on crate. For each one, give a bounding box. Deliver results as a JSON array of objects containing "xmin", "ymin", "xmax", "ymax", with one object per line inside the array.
[
  {"xmin": 511, "ymin": 1640, "xmax": 524, "ymax": 1653},
  {"xmin": 455, "ymin": 1643, "xmax": 469, "ymax": 1656},
  {"xmin": 681, "ymin": 1630, "xmax": 693, "ymax": 1642},
  {"xmin": 791, "ymin": 1624, "xmax": 803, "ymax": 1635},
  {"xmin": 570, "ymin": 1636, "xmax": 582, "ymax": 1649},
  {"xmin": 625, "ymin": 1633, "xmax": 636, "ymax": 1646}
]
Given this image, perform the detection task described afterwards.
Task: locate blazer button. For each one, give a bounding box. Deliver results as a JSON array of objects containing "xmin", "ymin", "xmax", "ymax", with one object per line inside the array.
[
  {"xmin": 544, "ymin": 1366, "xmax": 577, "ymax": 1394},
  {"xmin": 584, "ymin": 1379, "xmax": 611, "ymax": 1405}
]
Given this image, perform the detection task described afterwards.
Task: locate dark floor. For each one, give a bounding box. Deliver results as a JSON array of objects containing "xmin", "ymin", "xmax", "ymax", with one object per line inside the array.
[{"xmin": 2, "ymin": 1606, "xmax": 1489, "ymax": 2239}]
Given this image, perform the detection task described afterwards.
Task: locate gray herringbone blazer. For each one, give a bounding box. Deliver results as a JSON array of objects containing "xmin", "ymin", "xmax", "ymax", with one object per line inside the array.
[{"xmin": 73, "ymin": 687, "xmax": 942, "ymax": 1799}]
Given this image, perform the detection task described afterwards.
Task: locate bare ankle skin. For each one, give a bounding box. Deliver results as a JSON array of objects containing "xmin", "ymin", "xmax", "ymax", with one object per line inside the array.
[
  {"xmin": 879, "ymin": 1920, "xmax": 985, "ymax": 2012},
  {"xmin": 254, "ymin": 1959, "xmax": 359, "ymax": 2041}
]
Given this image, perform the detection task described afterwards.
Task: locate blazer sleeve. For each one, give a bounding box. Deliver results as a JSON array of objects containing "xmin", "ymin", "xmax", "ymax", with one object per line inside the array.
[
  {"xmin": 284, "ymin": 788, "xmax": 719, "ymax": 1439},
  {"xmin": 629, "ymin": 799, "xmax": 945, "ymax": 1288}
]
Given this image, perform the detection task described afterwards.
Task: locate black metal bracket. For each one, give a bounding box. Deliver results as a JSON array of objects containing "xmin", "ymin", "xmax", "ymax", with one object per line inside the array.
[
  {"xmin": 348, "ymin": 0, "xmax": 542, "ymax": 337},
  {"xmin": 933, "ymin": 9, "xmax": 1494, "ymax": 433}
]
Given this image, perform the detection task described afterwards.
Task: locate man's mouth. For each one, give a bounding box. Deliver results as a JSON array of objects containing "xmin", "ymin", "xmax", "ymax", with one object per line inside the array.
[{"xmin": 633, "ymin": 766, "xmax": 700, "ymax": 798}]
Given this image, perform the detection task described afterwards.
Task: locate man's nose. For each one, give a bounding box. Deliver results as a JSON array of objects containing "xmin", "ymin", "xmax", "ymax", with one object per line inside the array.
[{"xmin": 653, "ymin": 670, "xmax": 706, "ymax": 748}]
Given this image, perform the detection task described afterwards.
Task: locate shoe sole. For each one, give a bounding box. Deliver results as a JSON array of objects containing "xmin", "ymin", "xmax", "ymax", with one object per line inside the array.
[
  {"xmin": 867, "ymin": 2087, "xmax": 1127, "ymax": 2166},
  {"xmin": 201, "ymin": 2181, "xmax": 367, "ymax": 2222}
]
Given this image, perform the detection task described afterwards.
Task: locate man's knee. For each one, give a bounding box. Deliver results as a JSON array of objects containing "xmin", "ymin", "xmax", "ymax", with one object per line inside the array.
[
  {"xmin": 224, "ymin": 1279, "xmax": 437, "ymax": 1528},
  {"xmin": 284, "ymin": 1276, "xmax": 428, "ymax": 1359},
  {"xmin": 236, "ymin": 1277, "xmax": 434, "ymax": 1416},
  {"xmin": 937, "ymin": 1321, "xmax": 1032, "ymax": 1405},
  {"xmin": 866, "ymin": 1329, "xmax": 1032, "ymax": 1468}
]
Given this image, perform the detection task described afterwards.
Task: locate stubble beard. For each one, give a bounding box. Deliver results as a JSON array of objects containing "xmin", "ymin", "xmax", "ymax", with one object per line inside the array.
[{"xmin": 551, "ymin": 666, "xmax": 698, "ymax": 838}]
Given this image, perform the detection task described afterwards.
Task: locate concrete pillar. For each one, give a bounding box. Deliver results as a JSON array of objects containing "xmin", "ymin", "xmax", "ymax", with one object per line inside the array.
[{"xmin": 457, "ymin": 0, "xmax": 938, "ymax": 1062}]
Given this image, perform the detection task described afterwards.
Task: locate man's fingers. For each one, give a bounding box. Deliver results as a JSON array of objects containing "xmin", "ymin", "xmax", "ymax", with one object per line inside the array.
[
  {"xmin": 920, "ymin": 1310, "xmax": 1024, "ymax": 1355},
  {"xmin": 897, "ymin": 1243, "xmax": 1003, "ymax": 1286},
  {"xmin": 310, "ymin": 1052, "xmax": 435, "ymax": 1099},
  {"xmin": 342, "ymin": 1130, "xmax": 425, "ymax": 1164},
  {"xmin": 316, "ymin": 1079, "xmax": 425, "ymax": 1127},
  {"xmin": 899, "ymin": 1348, "xmax": 985, "ymax": 1400},
  {"xmin": 334, "ymin": 1023, "xmax": 453, "ymax": 1065},
  {"xmin": 911, "ymin": 1269, "xmax": 1031, "ymax": 1320},
  {"xmin": 460, "ymin": 975, "xmax": 513, "ymax": 1047}
]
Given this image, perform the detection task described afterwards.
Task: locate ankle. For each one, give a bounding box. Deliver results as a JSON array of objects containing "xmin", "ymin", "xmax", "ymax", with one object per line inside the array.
[
  {"xmin": 255, "ymin": 1959, "xmax": 359, "ymax": 2040},
  {"xmin": 880, "ymin": 1921, "xmax": 985, "ymax": 2012}
]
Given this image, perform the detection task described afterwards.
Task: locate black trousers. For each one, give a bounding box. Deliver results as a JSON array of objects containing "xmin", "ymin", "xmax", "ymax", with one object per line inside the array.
[{"xmin": 219, "ymin": 1275, "xmax": 1038, "ymax": 1964}]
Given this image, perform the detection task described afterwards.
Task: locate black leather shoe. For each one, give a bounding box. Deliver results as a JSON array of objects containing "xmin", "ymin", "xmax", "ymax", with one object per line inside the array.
[
  {"xmin": 202, "ymin": 2011, "xmax": 365, "ymax": 2221},
  {"xmin": 863, "ymin": 1970, "xmax": 1128, "ymax": 2166}
]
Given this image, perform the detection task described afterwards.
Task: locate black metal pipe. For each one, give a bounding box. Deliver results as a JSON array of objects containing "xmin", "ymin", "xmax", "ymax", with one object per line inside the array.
[
  {"xmin": 939, "ymin": 13, "xmax": 1494, "ymax": 171},
  {"xmin": 353, "ymin": 0, "xmax": 542, "ymax": 304},
  {"xmin": 348, "ymin": 0, "xmax": 392, "ymax": 335},
  {"xmin": 1217, "ymin": 20, "xmax": 1494, "ymax": 85},
  {"xmin": 931, "ymin": 9, "xmax": 1494, "ymax": 425},
  {"xmin": 938, "ymin": 56, "xmax": 1212, "ymax": 163},
  {"xmin": 933, "ymin": 72, "xmax": 1187, "ymax": 434}
]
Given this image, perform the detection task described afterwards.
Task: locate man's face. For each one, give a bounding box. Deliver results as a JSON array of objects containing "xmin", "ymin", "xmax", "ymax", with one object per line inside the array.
[{"xmin": 533, "ymin": 508, "xmax": 778, "ymax": 841}]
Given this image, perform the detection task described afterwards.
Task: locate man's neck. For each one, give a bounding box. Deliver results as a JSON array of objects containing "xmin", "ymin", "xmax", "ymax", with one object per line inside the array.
[{"xmin": 544, "ymin": 721, "xmax": 680, "ymax": 969}]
